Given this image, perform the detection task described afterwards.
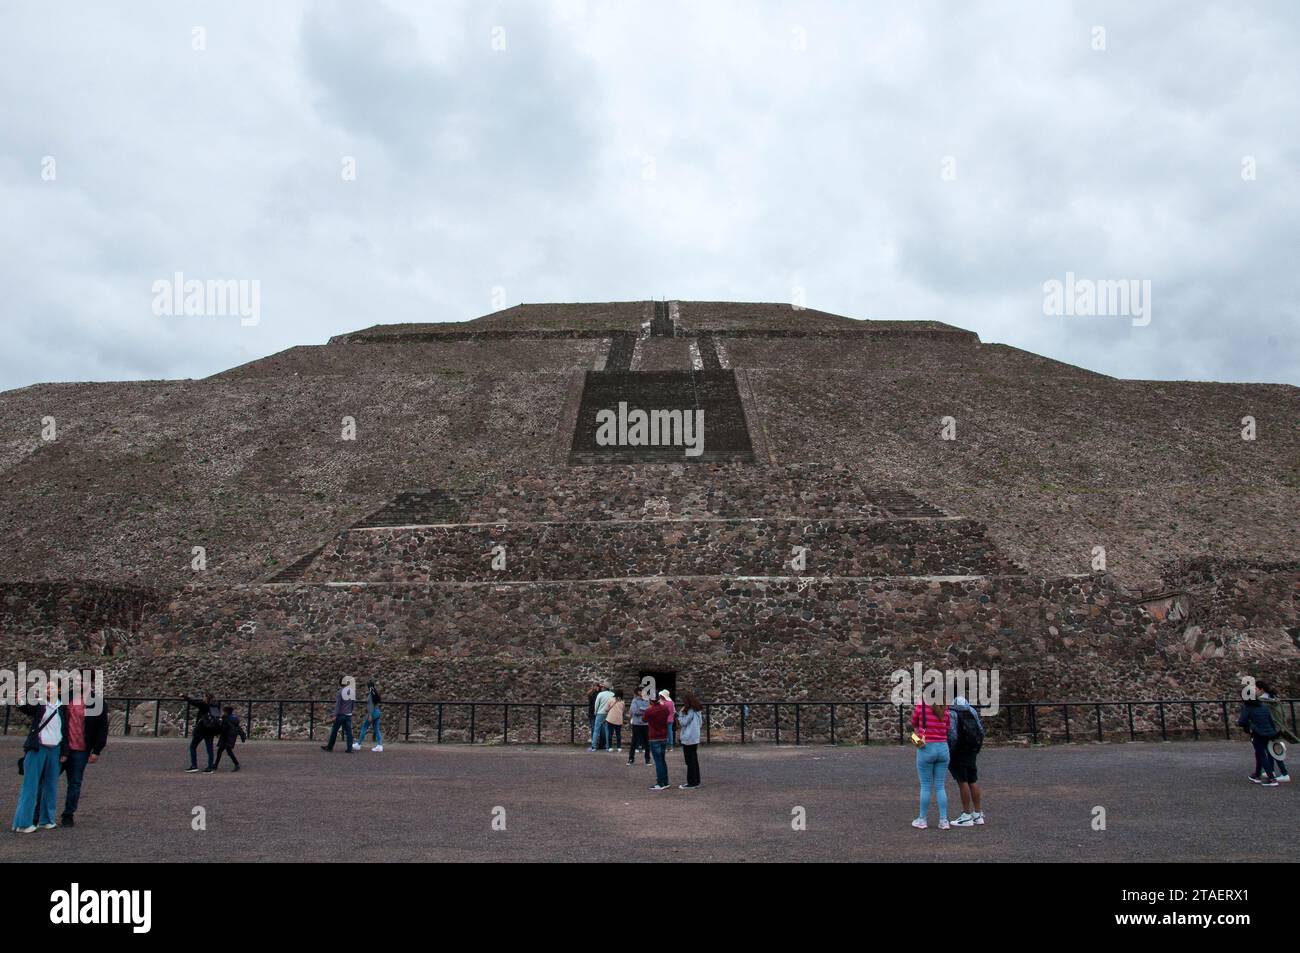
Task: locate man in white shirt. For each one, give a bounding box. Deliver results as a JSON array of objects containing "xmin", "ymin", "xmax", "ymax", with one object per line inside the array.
[{"xmin": 590, "ymin": 685, "xmax": 615, "ymax": 751}]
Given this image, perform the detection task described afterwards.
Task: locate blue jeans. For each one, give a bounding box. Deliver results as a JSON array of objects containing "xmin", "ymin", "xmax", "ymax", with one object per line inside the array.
[
  {"xmin": 590, "ymin": 713, "xmax": 607, "ymax": 750},
  {"xmin": 63, "ymin": 749, "xmax": 91, "ymax": 817},
  {"xmin": 916, "ymin": 742, "xmax": 950, "ymax": 821},
  {"xmin": 667, "ymin": 723, "xmax": 674, "ymax": 747},
  {"xmin": 650, "ymin": 741, "xmax": 669, "ymax": 787},
  {"xmin": 189, "ymin": 732, "xmax": 214, "ymax": 769},
  {"xmin": 14, "ymin": 745, "xmax": 60, "ymax": 829},
  {"xmin": 357, "ymin": 709, "xmax": 382, "ymax": 745},
  {"xmin": 326, "ymin": 714, "xmax": 354, "ymax": 751}
]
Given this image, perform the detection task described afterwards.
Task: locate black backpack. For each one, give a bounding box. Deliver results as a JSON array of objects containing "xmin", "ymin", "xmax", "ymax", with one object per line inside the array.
[{"xmin": 956, "ymin": 709, "xmax": 984, "ymax": 753}]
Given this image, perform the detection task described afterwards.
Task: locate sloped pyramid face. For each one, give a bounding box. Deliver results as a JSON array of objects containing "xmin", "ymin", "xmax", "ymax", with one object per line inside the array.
[{"xmin": 1, "ymin": 300, "xmax": 1297, "ymax": 725}]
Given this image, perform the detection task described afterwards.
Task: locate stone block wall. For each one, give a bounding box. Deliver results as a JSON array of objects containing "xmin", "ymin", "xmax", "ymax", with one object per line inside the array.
[{"xmin": 299, "ymin": 518, "xmax": 1024, "ymax": 583}]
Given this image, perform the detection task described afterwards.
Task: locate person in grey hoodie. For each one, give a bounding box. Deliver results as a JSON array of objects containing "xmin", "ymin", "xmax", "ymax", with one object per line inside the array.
[
  {"xmin": 677, "ymin": 691, "xmax": 704, "ymax": 789},
  {"xmin": 947, "ymin": 696, "xmax": 985, "ymax": 826},
  {"xmin": 321, "ymin": 677, "xmax": 355, "ymax": 753},
  {"xmin": 626, "ymin": 689, "xmax": 652, "ymax": 766}
]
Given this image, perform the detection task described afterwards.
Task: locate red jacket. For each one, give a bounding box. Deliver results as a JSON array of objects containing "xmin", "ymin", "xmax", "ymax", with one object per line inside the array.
[{"xmin": 645, "ymin": 702, "xmax": 671, "ymax": 742}]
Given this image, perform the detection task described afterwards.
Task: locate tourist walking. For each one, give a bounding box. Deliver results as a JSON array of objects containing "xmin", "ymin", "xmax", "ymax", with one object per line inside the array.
[
  {"xmin": 911, "ymin": 699, "xmax": 951, "ymax": 829},
  {"xmin": 184, "ymin": 692, "xmax": 222, "ymax": 773},
  {"xmin": 321, "ymin": 678, "xmax": 356, "ymax": 753},
  {"xmin": 1259, "ymin": 683, "xmax": 1295, "ymax": 782},
  {"xmin": 12, "ymin": 683, "xmax": 66, "ymax": 833},
  {"xmin": 645, "ymin": 693, "xmax": 672, "ymax": 790},
  {"xmin": 590, "ymin": 684, "xmax": 614, "ymax": 751},
  {"xmin": 1239, "ymin": 687, "xmax": 1281, "ymax": 785},
  {"xmin": 604, "ymin": 691, "xmax": 625, "ymax": 752},
  {"xmin": 354, "ymin": 681, "xmax": 384, "ymax": 752},
  {"xmin": 659, "ymin": 690, "xmax": 676, "ymax": 750},
  {"xmin": 213, "ymin": 706, "xmax": 247, "ymax": 771},
  {"xmin": 947, "ymin": 695, "xmax": 985, "ymax": 826},
  {"xmin": 677, "ymin": 691, "xmax": 703, "ymax": 789},
  {"xmin": 59, "ymin": 671, "xmax": 108, "ymax": 827},
  {"xmin": 626, "ymin": 688, "xmax": 652, "ymax": 766}
]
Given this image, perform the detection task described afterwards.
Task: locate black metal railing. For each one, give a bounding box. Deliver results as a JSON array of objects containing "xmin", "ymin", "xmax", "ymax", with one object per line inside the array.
[{"xmin": 4, "ymin": 696, "xmax": 1294, "ymax": 747}]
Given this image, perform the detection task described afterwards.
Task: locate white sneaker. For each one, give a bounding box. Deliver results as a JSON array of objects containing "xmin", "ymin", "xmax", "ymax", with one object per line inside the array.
[
  {"xmin": 14, "ymin": 825, "xmax": 37, "ymax": 834},
  {"xmin": 938, "ymin": 819, "xmax": 951, "ymax": 830},
  {"xmin": 1276, "ymin": 774, "xmax": 1291, "ymax": 783},
  {"xmin": 911, "ymin": 818, "xmax": 928, "ymax": 829},
  {"xmin": 973, "ymin": 812, "xmax": 986, "ymax": 825},
  {"xmin": 39, "ymin": 823, "xmax": 57, "ymax": 830},
  {"xmin": 351, "ymin": 743, "xmax": 360, "ymax": 751},
  {"xmin": 371, "ymin": 745, "xmax": 383, "ymax": 752},
  {"xmin": 651, "ymin": 784, "xmax": 669, "ymax": 791},
  {"xmin": 952, "ymin": 813, "xmax": 975, "ymax": 827}
]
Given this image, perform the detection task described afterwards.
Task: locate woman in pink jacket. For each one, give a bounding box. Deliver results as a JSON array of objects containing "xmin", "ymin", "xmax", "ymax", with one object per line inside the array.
[{"xmin": 911, "ymin": 700, "xmax": 951, "ymax": 830}]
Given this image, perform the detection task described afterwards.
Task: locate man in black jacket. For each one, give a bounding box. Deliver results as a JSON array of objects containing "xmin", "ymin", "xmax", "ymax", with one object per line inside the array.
[{"xmin": 58, "ymin": 670, "xmax": 109, "ymax": 827}]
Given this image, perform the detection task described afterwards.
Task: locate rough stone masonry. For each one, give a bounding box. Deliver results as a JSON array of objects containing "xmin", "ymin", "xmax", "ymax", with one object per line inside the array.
[{"xmin": 1, "ymin": 301, "xmax": 1296, "ymax": 735}]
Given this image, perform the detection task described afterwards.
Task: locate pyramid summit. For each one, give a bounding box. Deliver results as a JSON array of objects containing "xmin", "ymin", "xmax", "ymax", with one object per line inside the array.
[{"xmin": 1, "ymin": 299, "xmax": 1296, "ymax": 718}]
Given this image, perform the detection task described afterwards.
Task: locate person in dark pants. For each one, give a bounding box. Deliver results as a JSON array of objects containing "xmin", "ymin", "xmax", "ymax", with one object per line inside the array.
[
  {"xmin": 321, "ymin": 677, "xmax": 355, "ymax": 753},
  {"xmin": 184, "ymin": 693, "xmax": 221, "ymax": 773},
  {"xmin": 1239, "ymin": 687, "xmax": 1282, "ymax": 785},
  {"xmin": 59, "ymin": 671, "xmax": 109, "ymax": 827},
  {"xmin": 585, "ymin": 682, "xmax": 600, "ymax": 741},
  {"xmin": 677, "ymin": 691, "xmax": 703, "ymax": 789},
  {"xmin": 626, "ymin": 689, "xmax": 651, "ymax": 766},
  {"xmin": 644, "ymin": 694, "xmax": 671, "ymax": 790},
  {"xmin": 214, "ymin": 706, "xmax": 247, "ymax": 771}
]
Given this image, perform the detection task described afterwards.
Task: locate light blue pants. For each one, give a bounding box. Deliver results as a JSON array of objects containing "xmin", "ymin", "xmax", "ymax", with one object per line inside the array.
[
  {"xmin": 590, "ymin": 713, "xmax": 608, "ymax": 749},
  {"xmin": 13, "ymin": 745, "xmax": 60, "ymax": 829},
  {"xmin": 356, "ymin": 709, "xmax": 382, "ymax": 745},
  {"xmin": 916, "ymin": 742, "xmax": 950, "ymax": 821}
]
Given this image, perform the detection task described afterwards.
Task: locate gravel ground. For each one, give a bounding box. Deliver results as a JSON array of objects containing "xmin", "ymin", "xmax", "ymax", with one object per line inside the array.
[{"xmin": 2, "ymin": 738, "xmax": 1294, "ymax": 863}]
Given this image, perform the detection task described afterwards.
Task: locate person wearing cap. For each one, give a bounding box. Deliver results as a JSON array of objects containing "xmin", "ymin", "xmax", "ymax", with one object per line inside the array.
[
  {"xmin": 947, "ymin": 695, "xmax": 985, "ymax": 826},
  {"xmin": 659, "ymin": 689, "xmax": 676, "ymax": 750}
]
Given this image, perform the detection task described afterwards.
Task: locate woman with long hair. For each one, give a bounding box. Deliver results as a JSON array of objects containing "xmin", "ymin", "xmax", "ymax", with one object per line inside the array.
[
  {"xmin": 183, "ymin": 691, "xmax": 221, "ymax": 773},
  {"xmin": 677, "ymin": 691, "xmax": 704, "ymax": 789},
  {"xmin": 911, "ymin": 697, "xmax": 950, "ymax": 829}
]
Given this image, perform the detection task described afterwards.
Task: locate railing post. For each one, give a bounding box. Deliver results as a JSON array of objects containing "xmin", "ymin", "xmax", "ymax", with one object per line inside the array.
[
  {"xmin": 503, "ymin": 704, "xmax": 509, "ymax": 745},
  {"xmin": 863, "ymin": 703, "xmax": 870, "ymax": 745},
  {"xmin": 570, "ymin": 705, "xmax": 575, "ymax": 745},
  {"xmin": 1062, "ymin": 704, "xmax": 1070, "ymax": 744},
  {"xmin": 153, "ymin": 700, "xmax": 161, "ymax": 738},
  {"xmin": 1029, "ymin": 704, "xmax": 1038, "ymax": 745},
  {"xmin": 773, "ymin": 703, "xmax": 780, "ymax": 746},
  {"xmin": 1190, "ymin": 701, "xmax": 1198, "ymax": 740},
  {"xmin": 1095, "ymin": 704, "xmax": 1103, "ymax": 743},
  {"xmin": 1158, "ymin": 701, "xmax": 1166, "ymax": 741},
  {"xmin": 470, "ymin": 703, "xmax": 476, "ymax": 744},
  {"xmin": 897, "ymin": 704, "xmax": 904, "ymax": 745},
  {"xmin": 437, "ymin": 703, "xmax": 443, "ymax": 743},
  {"xmin": 405, "ymin": 703, "xmax": 412, "ymax": 742},
  {"xmin": 1221, "ymin": 700, "xmax": 1230, "ymax": 740},
  {"xmin": 704, "ymin": 704, "xmax": 711, "ymax": 744},
  {"xmin": 1127, "ymin": 703, "xmax": 1135, "ymax": 742},
  {"xmin": 185, "ymin": 702, "xmax": 192, "ymax": 738},
  {"xmin": 123, "ymin": 699, "xmax": 132, "ymax": 736},
  {"xmin": 308, "ymin": 701, "xmax": 314, "ymax": 740},
  {"xmin": 277, "ymin": 701, "xmax": 284, "ymax": 740},
  {"xmin": 794, "ymin": 704, "xmax": 800, "ymax": 746},
  {"xmin": 829, "ymin": 703, "xmax": 836, "ymax": 746},
  {"xmin": 536, "ymin": 704, "xmax": 542, "ymax": 745},
  {"xmin": 740, "ymin": 704, "xmax": 746, "ymax": 744},
  {"xmin": 4, "ymin": 703, "xmax": 10, "ymax": 735}
]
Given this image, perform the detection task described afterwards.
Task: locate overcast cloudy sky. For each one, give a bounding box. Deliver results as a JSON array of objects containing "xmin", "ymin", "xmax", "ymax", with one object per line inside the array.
[{"xmin": 2, "ymin": 0, "xmax": 1297, "ymax": 390}]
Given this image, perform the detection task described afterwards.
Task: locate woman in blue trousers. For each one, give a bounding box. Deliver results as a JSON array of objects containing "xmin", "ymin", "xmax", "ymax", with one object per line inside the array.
[{"xmin": 12, "ymin": 683, "xmax": 67, "ymax": 833}]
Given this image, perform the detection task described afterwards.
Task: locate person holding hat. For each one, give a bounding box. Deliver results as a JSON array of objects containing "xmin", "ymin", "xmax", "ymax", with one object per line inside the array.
[{"xmin": 659, "ymin": 689, "xmax": 676, "ymax": 750}]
